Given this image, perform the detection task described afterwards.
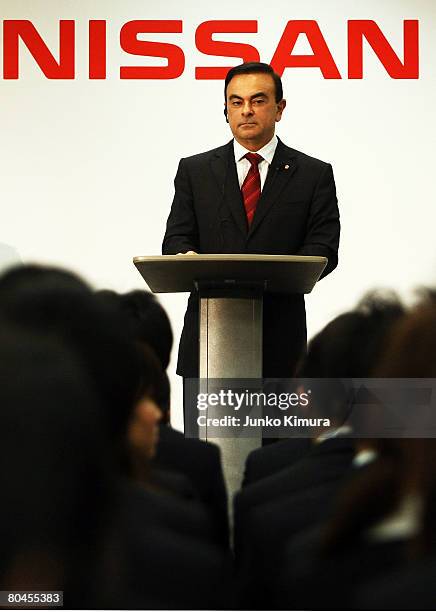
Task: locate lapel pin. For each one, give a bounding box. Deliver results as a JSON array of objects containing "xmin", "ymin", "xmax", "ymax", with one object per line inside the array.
[{"xmin": 276, "ymin": 162, "xmax": 292, "ymax": 171}]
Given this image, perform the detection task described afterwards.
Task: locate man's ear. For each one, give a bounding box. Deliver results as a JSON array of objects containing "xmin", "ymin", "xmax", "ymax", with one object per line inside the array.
[
  {"xmin": 276, "ymin": 98, "xmax": 286, "ymax": 122},
  {"xmin": 224, "ymin": 104, "xmax": 229, "ymax": 123}
]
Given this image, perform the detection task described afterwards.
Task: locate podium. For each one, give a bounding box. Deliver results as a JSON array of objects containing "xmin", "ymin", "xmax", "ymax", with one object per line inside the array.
[{"xmin": 133, "ymin": 254, "xmax": 327, "ymax": 496}]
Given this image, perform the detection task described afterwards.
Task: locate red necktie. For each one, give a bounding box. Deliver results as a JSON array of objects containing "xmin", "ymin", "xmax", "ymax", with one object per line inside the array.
[{"xmin": 241, "ymin": 152, "xmax": 262, "ymax": 227}]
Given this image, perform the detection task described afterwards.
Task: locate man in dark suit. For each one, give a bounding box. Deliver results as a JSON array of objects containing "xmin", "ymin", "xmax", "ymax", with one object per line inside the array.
[{"xmin": 162, "ymin": 61, "xmax": 340, "ymax": 382}]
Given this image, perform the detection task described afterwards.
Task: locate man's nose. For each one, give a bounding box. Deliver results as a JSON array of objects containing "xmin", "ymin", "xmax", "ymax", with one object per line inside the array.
[{"xmin": 241, "ymin": 101, "xmax": 253, "ymax": 115}]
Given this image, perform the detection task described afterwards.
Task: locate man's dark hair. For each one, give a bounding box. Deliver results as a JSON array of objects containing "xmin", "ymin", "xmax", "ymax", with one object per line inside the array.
[{"xmin": 224, "ymin": 62, "xmax": 283, "ymax": 104}]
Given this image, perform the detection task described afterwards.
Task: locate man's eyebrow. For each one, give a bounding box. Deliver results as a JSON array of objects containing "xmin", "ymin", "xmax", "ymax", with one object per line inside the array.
[{"xmin": 228, "ymin": 92, "xmax": 269, "ymax": 100}]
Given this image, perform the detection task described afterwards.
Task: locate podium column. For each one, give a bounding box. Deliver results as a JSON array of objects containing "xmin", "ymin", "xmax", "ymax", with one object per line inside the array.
[{"xmin": 198, "ymin": 286, "xmax": 263, "ymax": 497}]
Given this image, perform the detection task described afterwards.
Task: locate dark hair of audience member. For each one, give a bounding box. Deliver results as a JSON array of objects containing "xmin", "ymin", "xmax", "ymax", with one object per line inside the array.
[
  {"xmin": 123, "ymin": 343, "xmax": 167, "ymax": 482},
  {"xmin": 295, "ymin": 290, "xmax": 405, "ymax": 426},
  {"xmin": 0, "ymin": 324, "xmax": 115, "ymax": 608},
  {"xmin": 98, "ymin": 289, "xmax": 173, "ymax": 370},
  {"xmin": 97, "ymin": 289, "xmax": 172, "ymax": 422},
  {"xmin": 135, "ymin": 343, "xmax": 169, "ymax": 413},
  {"xmin": 320, "ymin": 297, "xmax": 436, "ymax": 560},
  {"xmin": 298, "ymin": 290, "xmax": 404, "ymax": 379},
  {"xmin": 0, "ymin": 265, "xmax": 145, "ymax": 465}
]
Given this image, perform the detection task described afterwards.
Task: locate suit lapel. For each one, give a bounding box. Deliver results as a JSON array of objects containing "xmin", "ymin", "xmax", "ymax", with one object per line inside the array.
[
  {"xmin": 249, "ymin": 139, "xmax": 298, "ymax": 237},
  {"xmin": 210, "ymin": 141, "xmax": 247, "ymax": 238}
]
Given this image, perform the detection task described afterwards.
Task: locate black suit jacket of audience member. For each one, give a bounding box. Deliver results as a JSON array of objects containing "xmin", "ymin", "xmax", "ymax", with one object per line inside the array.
[
  {"xmin": 233, "ymin": 436, "xmax": 355, "ymax": 559},
  {"xmin": 275, "ymin": 529, "xmax": 412, "ymax": 611},
  {"xmin": 236, "ymin": 479, "xmax": 347, "ymax": 608},
  {"xmin": 115, "ymin": 484, "xmax": 233, "ymax": 609},
  {"xmin": 356, "ymin": 556, "xmax": 436, "ymax": 610},
  {"xmin": 121, "ymin": 480, "xmax": 219, "ymax": 547},
  {"xmin": 154, "ymin": 424, "xmax": 229, "ymax": 547},
  {"xmin": 242, "ymin": 437, "xmax": 312, "ymax": 487},
  {"xmin": 149, "ymin": 466, "xmax": 200, "ymax": 501},
  {"xmin": 162, "ymin": 139, "xmax": 340, "ymax": 378},
  {"xmin": 236, "ymin": 460, "xmax": 379, "ymax": 608}
]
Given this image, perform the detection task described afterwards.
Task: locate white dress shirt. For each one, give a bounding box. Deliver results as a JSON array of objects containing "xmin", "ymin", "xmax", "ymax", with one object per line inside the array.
[{"xmin": 233, "ymin": 135, "xmax": 278, "ymax": 190}]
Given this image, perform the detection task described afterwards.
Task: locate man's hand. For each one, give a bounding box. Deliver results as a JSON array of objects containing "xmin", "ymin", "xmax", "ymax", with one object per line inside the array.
[{"xmin": 176, "ymin": 251, "xmax": 197, "ymax": 255}]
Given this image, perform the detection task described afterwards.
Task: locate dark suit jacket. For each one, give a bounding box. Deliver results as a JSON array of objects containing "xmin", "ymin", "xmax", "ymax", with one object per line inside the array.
[
  {"xmin": 233, "ymin": 436, "xmax": 355, "ymax": 558},
  {"xmin": 236, "ymin": 479, "xmax": 347, "ymax": 608},
  {"xmin": 236, "ymin": 462, "xmax": 378, "ymax": 608},
  {"xmin": 162, "ymin": 138, "xmax": 340, "ymax": 377},
  {"xmin": 154, "ymin": 424, "xmax": 229, "ymax": 547},
  {"xmin": 276, "ymin": 533, "xmax": 410, "ymax": 611},
  {"xmin": 149, "ymin": 465, "xmax": 201, "ymax": 501},
  {"xmin": 356, "ymin": 557, "xmax": 436, "ymax": 610},
  {"xmin": 242, "ymin": 437, "xmax": 312, "ymax": 487},
  {"xmin": 112, "ymin": 481, "xmax": 233, "ymax": 609},
  {"xmin": 122, "ymin": 480, "xmax": 214, "ymax": 544}
]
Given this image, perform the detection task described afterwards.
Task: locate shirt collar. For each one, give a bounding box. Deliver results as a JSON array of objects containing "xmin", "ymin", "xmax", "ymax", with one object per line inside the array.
[
  {"xmin": 352, "ymin": 449, "xmax": 378, "ymax": 468},
  {"xmin": 314, "ymin": 424, "xmax": 353, "ymax": 444},
  {"xmin": 366, "ymin": 494, "xmax": 423, "ymax": 542},
  {"xmin": 233, "ymin": 135, "xmax": 278, "ymax": 165}
]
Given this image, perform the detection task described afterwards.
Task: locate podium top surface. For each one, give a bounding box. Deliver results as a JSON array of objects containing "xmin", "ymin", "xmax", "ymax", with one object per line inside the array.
[{"xmin": 133, "ymin": 254, "xmax": 327, "ymax": 295}]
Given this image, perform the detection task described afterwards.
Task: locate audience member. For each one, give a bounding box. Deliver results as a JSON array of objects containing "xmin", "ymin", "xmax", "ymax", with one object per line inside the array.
[
  {"xmin": 275, "ymin": 296, "xmax": 436, "ymax": 610},
  {"xmin": 0, "ymin": 265, "xmax": 233, "ymax": 608},
  {"xmin": 98, "ymin": 288, "xmax": 230, "ymax": 547},
  {"xmin": 234, "ymin": 291, "xmax": 405, "ymax": 608},
  {"xmin": 0, "ymin": 266, "xmax": 143, "ymax": 451},
  {"xmin": 242, "ymin": 290, "xmax": 404, "ymax": 486},
  {"xmin": 0, "ymin": 324, "xmax": 115, "ymax": 609}
]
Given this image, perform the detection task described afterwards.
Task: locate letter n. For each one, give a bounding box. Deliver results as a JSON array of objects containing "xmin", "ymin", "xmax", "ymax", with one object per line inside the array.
[
  {"xmin": 348, "ymin": 20, "xmax": 419, "ymax": 79},
  {"xmin": 3, "ymin": 20, "xmax": 75, "ymax": 79}
]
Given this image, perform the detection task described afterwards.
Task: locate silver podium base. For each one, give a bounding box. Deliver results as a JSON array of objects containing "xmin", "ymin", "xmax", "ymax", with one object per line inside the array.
[{"xmin": 199, "ymin": 292, "xmax": 262, "ymax": 499}]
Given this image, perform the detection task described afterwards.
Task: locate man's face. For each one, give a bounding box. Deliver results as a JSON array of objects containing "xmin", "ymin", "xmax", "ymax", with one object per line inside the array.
[{"xmin": 225, "ymin": 72, "xmax": 286, "ymax": 151}]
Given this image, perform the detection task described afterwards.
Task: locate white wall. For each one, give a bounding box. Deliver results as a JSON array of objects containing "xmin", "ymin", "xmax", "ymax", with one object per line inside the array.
[{"xmin": 1, "ymin": 0, "xmax": 435, "ymax": 430}]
